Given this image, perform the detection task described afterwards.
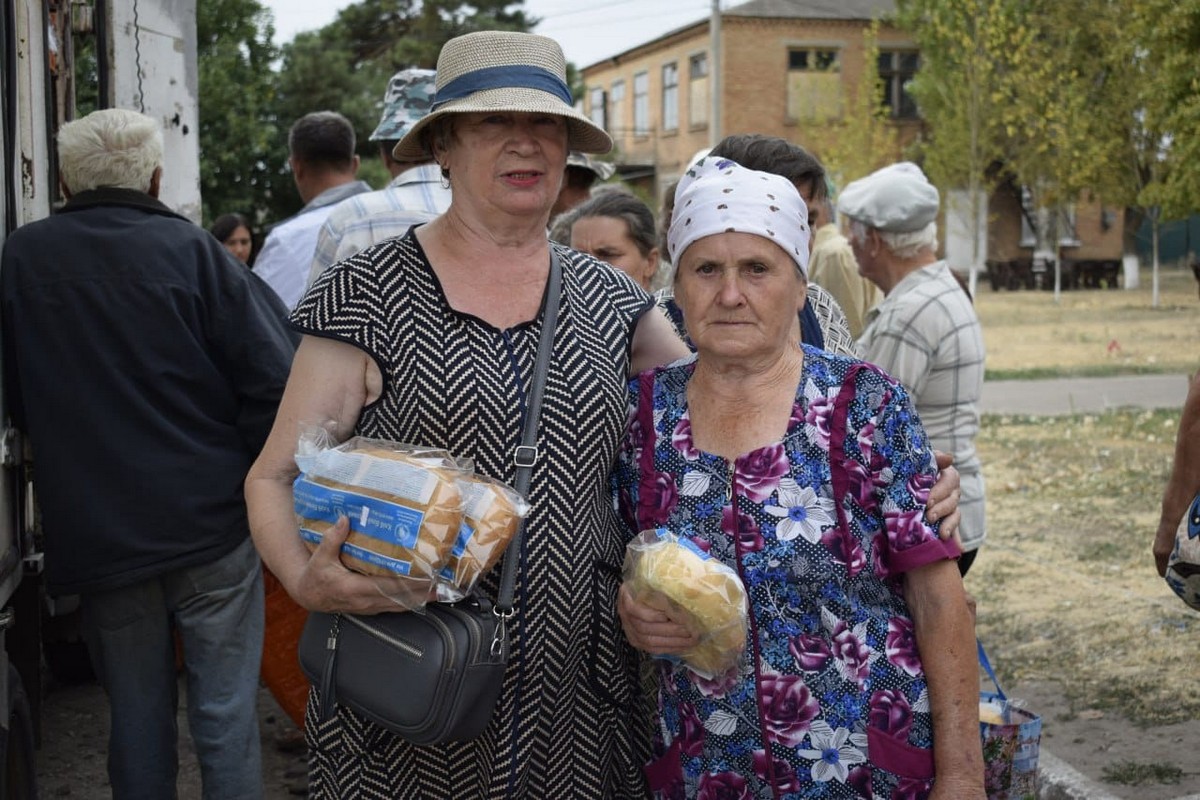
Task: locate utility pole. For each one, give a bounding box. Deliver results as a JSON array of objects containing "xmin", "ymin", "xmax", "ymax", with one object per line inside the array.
[{"xmin": 709, "ymin": 0, "xmax": 721, "ymax": 147}]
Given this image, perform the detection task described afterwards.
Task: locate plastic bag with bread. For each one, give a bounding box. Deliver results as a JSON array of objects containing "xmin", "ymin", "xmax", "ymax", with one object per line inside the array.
[
  {"xmin": 436, "ymin": 473, "xmax": 530, "ymax": 602},
  {"xmin": 622, "ymin": 528, "xmax": 748, "ymax": 678},
  {"xmin": 293, "ymin": 431, "xmax": 466, "ymax": 610}
]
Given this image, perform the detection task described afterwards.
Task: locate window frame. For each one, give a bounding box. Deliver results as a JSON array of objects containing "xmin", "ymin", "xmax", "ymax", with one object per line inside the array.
[
  {"xmin": 877, "ymin": 49, "xmax": 920, "ymax": 120},
  {"xmin": 661, "ymin": 61, "xmax": 679, "ymax": 133},
  {"xmin": 633, "ymin": 70, "xmax": 650, "ymax": 137}
]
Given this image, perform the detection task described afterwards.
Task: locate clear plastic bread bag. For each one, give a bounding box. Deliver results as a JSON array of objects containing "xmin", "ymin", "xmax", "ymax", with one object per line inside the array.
[
  {"xmin": 435, "ymin": 473, "xmax": 530, "ymax": 602},
  {"xmin": 293, "ymin": 426, "xmax": 467, "ymax": 610},
  {"xmin": 622, "ymin": 528, "xmax": 749, "ymax": 679}
]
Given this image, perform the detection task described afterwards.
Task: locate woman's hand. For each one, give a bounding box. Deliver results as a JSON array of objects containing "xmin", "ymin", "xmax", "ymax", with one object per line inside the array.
[
  {"xmin": 288, "ymin": 517, "xmax": 425, "ymax": 615},
  {"xmin": 617, "ymin": 584, "xmax": 699, "ymax": 655},
  {"xmin": 927, "ymin": 451, "xmax": 962, "ymax": 546}
]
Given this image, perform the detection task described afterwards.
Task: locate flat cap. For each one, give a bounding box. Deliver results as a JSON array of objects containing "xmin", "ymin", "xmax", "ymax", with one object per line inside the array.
[{"xmin": 836, "ymin": 161, "xmax": 939, "ymax": 232}]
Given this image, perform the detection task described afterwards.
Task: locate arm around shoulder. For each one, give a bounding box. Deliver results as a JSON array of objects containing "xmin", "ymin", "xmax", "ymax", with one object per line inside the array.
[{"xmin": 630, "ymin": 306, "xmax": 691, "ymax": 376}]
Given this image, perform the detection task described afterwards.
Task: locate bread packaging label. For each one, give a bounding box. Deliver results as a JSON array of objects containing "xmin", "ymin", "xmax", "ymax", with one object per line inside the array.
[{"xmin": 294, "ymin": 477, "xmax": 425, "ymax": 575}]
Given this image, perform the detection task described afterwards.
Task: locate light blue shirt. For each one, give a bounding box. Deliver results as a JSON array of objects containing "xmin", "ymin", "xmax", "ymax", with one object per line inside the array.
[
  {"xmin": 306, "ymin": 164, "xmax": 453, "ymax": 289},
  {"xmin": 254, "ymin": 180, "xmax": 371, "ymax": 310}
]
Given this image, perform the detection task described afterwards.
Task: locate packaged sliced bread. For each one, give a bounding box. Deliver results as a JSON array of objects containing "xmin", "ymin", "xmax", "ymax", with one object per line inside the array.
[
  {"xmin": 622, "ymin": 528, "xmax": 748, "ymax": 678},
  {"xmin": 293, "ymin": 434, "xmax": 465, "ymax": 609},
  {"xmin": 437, "ymin": 473, "xmax": 530, "ymax": 602}
]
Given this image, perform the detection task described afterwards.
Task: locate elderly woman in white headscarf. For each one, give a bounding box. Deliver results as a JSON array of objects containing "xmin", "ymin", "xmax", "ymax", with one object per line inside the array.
[{"xmin": 614, "ymin": 158, "xmax": 985, "ymax": 799}]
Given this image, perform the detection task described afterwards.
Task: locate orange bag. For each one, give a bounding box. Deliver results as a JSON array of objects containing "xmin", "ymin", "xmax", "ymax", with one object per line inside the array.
[{"xmin": 260, "ymin": 568, "xmax": 308, "ymax": 729}]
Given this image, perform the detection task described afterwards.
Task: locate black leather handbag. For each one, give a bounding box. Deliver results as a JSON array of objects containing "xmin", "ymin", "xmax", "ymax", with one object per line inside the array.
[
  {"xmin": 299, "ymin": 594, "xmax": 509, "ymax": 744},
  {"xmin": 297, "ymin": 250, "xmax": 561, "ymax": 745}
]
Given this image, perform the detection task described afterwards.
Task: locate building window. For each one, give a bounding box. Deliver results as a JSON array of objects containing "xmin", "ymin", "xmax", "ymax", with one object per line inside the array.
[
  {"xmin": 788, "ymin": 49, "xmax": 838, "ymax": 71},
  {"xmin": 588, "ymin": 86, "xmax": 606, "ymax": 129},
  {"xmin": 633, "ymin": 71, "xmax": 650, "ymax": 136},
  {"xmin": 609, "ymin": 80, "xmax": 625, "ymax": 138},
  {"xmin": 878, "ymin": 50, "xmax": 919, "ymax": 119},
  {"xmin": 662, "ymin": 63, "xmax": 679, "ymax": 132},
  {"xmin": 1019, "ymin": 188, "xmax": 1080, "ymax": 248},
  {"xmin": 689, "ymin": 53, "xmax": 708, "ymax": 127},
  {"xmin": 786, "ymin": 48, "xmax": 841, "ymax": 122}
]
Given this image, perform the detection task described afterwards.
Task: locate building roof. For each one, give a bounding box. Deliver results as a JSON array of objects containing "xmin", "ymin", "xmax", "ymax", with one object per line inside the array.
[{"xmin": 725, "ymin": 0, "xmax": 896, "ymax": 19}]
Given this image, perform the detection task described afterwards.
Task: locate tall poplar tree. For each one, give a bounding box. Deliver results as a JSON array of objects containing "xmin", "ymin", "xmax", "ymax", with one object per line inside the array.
[{"xmin": 897, "ymin": 0, "xmax": 1022, "ymax": 295}]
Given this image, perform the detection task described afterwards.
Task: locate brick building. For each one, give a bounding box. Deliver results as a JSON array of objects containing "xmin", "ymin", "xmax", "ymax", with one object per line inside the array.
[
  {"xmin": 580, "ymin": 0, "xmax": 1125, "ymax": 287},
  {"xmin": 580, "ymin": 0, "xmax": 915, "ymax": 205}
]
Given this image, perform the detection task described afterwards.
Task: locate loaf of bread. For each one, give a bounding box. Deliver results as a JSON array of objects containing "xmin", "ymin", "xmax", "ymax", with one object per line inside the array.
[
  {"xmin": 293, "ymin": 438, "xmax": 465, "ymax": 606},
  {"xmin": 623, "ymin": 528, "xmax": 748, "ymax": 677},
  {"xmin": 438, "ymin": 474, "xmax": 529, "ymax": 600}
]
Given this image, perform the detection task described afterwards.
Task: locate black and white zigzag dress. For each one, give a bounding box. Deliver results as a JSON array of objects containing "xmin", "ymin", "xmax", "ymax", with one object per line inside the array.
[{"xmin": 291, "ymin": 229, "xmax": 655, "ymax": 799}]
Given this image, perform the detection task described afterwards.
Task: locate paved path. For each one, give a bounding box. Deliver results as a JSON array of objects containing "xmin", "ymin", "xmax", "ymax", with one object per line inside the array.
[{"xmin": 982, "ymin": 373, "xmax": 1191, "ymax": 416}]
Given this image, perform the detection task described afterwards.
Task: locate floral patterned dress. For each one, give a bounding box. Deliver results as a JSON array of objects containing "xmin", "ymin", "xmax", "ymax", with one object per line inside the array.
[{"xmin": 612, "ymin": 347, "xmax": 961, "ymax": 800}]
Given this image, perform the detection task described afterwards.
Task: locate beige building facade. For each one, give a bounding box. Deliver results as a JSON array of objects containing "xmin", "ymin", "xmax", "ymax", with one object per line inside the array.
[{"xmin": 580, "ymin": 0, "xmax": 916, "ymax": 204}]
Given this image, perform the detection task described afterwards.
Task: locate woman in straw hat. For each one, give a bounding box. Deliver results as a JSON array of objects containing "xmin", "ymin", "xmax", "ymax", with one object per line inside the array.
[
  {"xmin": 245, "ymin": 30, "xmax": 688, "ymax": 798},
  {"xmin": 614, "ymin": 157, "xmax": 984, "ymax": 799}
]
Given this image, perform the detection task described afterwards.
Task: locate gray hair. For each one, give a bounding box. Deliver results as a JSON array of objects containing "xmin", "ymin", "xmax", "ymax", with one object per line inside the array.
[
  {"xmin": 57, "ymin": 109, "xmax": 163, "ymax": 194},
  {"xmin": 848, "ymin": 219, "xmax": 938, "ymax": 260}
]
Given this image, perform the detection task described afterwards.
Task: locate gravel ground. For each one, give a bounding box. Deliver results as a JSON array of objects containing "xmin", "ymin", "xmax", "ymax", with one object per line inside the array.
[{"xmin": 35, "ymin": 678, "xmax": 306, "ymax": 799}]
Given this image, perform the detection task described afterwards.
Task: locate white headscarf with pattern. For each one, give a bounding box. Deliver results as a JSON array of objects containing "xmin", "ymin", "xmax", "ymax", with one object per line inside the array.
[{"xmin": 667, "ymin": 156, "xmax": 810, "ymax": 277}]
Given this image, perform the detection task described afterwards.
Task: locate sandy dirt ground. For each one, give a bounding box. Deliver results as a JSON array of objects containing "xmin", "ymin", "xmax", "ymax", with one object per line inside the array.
[{"xmin": 34, "ymin": 665, "xmax": 1200, "ymax": 799}]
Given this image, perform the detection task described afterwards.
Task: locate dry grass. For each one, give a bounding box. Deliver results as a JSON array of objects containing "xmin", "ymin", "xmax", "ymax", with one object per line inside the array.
[
  {"xmin": 974, "ymin": 410, "xmax": 1198, "ymax": 725},
  {"xmin": 971, "ymin": 270, "xmax": 1199, "ymax": 725},
  {"xmin": 976, "ymin": 267, "xmax": 1200, "ymax": 379}
]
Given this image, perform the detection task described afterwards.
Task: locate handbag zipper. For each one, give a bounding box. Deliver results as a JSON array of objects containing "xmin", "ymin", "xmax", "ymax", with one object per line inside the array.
[{"xmin": 344, "ymin": 614, "xmax": 424, "ymax": 659}]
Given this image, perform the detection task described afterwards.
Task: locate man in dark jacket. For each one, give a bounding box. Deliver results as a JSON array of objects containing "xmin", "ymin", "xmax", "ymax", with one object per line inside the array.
[{"xmin": 0, "ymin": 108, "xmax": 295, "ymax": 799}]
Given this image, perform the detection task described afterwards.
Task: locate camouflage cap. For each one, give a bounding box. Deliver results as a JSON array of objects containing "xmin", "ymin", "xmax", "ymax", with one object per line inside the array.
[
  {"xmin": 370, "ymin": 68, "xmax": 437, "ymax": 142},
  {"xmin": 566, "ymin": 151, "xmax": 616, "ymax": 181}
]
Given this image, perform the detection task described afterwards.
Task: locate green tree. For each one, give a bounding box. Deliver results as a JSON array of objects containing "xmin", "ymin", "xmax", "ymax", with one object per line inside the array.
[
  {"xmin": 996, "ymin": 0, "xmax": 1153, "ymax": 301},
  {"xmin": 1130, "ymin": 0, "xmax": 1200, "ymax": 305},
  {"xmin": 196, "ymin": 0, "xmax": 282, "ymax": 226},
  {"xmin": 1135, "ymin": 0, "xmax": 1200, "ymax": 222},
  {"xmin": 897, "ymin": 0, "xmax": 1022, "ymax": 296}
]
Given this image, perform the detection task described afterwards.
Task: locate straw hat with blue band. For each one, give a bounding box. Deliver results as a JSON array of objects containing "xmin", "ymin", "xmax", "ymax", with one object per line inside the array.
[{"xmin": 392, "ymin": 31, "xmax": 613, "ymax": 161}]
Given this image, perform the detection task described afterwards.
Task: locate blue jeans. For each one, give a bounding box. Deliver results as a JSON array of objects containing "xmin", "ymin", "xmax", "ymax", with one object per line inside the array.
[{"xmin": 80, "ymin": 536, "xmax": 264, "ymax": 800}]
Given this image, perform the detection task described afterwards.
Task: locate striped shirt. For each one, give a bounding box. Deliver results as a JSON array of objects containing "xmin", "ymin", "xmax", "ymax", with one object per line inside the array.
[
  {"xmin": 306, "ymin": 164, "xmax": 452, "ymax": 290},
  {"xmin": 858, "ymin": 260, "xmax": 987, "ymax": 551}
]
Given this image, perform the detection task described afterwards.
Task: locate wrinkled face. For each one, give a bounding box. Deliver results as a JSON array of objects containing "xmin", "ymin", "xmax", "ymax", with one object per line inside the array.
[
  {"xmin": 223, "ymin": 225, "xmax": 252, "ymax": 264},
  {"xmin": 436, "ymin": 111, "xmax": 569, "ymax": 223},
  {"xmin": 570, "ymin": 215, "xmax": 658, "ymax": 290},
  {"xmin": 674, "ymin": 231, "xmax": 806, "ymax": 362},
  {"xmin": 847, "ymin": 223, "xmax": 880, "ymax": 282}
]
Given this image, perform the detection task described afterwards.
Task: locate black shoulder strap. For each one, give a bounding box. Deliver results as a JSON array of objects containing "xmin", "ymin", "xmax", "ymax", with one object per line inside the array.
[{"xmin": 494, "ymin": 247, "xmax": 562, "ymax": 614}]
